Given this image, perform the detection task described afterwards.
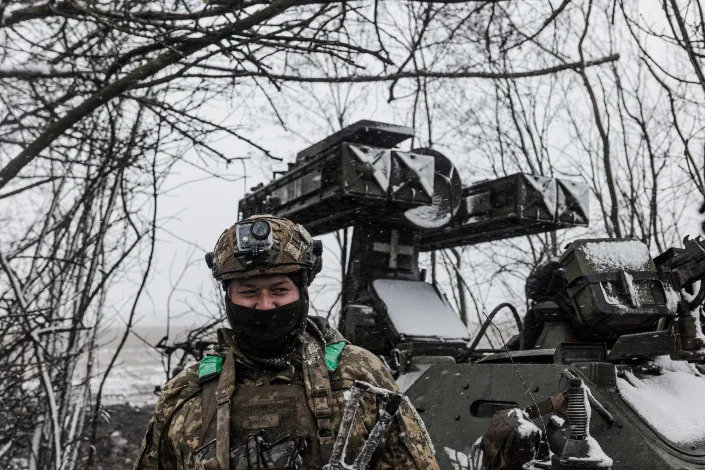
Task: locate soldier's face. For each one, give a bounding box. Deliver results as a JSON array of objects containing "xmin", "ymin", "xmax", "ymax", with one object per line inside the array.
[{"xmin": 228, "ymin": 274, "xmax": 300, "ymax": 310}]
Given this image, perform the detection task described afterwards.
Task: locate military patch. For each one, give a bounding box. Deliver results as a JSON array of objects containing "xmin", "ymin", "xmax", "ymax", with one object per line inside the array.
[
  {"xmin": 198, "ymin": 355, "xmax": 223, "ymax": 380},
  {"xmin": 242, "ymin": 414, "xmax": 280, "ymax": 430},
  {"xmin": 325, "ymin": 341, "xmax": 346, "ymax": 371}
]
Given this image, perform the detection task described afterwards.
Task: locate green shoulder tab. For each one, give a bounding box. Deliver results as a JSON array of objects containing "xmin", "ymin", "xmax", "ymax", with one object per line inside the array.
[
  {"xmin": 198, "ymin": 355, "xmax": 223, "ymax": 380},
  {"xmin": 325, "ymin": 341, "xmax": 346, "ymax": 372}
]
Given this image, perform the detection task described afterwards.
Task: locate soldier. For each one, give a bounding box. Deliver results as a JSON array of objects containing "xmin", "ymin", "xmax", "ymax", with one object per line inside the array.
[{"xmin": 134, "ymin": 214, "xmax": 439, "ymax": 470}]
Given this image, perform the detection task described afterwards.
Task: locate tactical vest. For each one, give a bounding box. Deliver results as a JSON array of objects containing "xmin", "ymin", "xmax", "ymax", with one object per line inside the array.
[{"xmin": 190, "ymin": 332, "xmax": 344, "ymax": 470}]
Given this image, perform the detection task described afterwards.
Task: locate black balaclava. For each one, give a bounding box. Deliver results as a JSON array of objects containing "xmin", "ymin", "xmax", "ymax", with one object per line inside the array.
[{"xmin": 225, "ymin": 272, "xmax": 309, "ymax": 368}]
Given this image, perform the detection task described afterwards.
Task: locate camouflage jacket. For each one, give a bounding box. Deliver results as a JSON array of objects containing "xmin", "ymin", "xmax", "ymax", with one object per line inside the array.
[{"xmin": 134, "ymin": 318, "xmax": 439, "ymax": 470}]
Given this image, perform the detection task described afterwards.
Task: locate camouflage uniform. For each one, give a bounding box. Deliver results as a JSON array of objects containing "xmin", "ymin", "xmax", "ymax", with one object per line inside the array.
[{"xmin": 134, "ymin": 319, "xmax": 439, "ymax": 470}]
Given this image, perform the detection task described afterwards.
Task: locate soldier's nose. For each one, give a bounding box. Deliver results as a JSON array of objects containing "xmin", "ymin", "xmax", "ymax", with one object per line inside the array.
[{"xmin": 256, "ymin": 293, "xmax": 276, "ymax": 310}]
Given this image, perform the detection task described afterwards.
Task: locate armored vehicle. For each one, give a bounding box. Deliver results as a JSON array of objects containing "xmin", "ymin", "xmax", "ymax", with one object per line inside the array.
[{"xmin": 232, "ymin": 121, "xmax": 705, "ymax": 469}]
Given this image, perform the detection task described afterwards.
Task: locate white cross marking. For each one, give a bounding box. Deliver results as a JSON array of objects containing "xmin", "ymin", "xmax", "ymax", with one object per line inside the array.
[{"xmin": 372, "ymin": 229, "xmax": 414, "ymax": 269}]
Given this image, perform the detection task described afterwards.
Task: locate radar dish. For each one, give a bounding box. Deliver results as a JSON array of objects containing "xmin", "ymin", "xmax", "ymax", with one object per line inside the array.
[{"xmin": 404, "ymin": 148, "xmax": 462, "ymax": 230}]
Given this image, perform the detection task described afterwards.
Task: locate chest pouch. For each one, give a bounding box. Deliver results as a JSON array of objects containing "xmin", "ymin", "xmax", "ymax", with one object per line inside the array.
[{"xmin": 229, "ymin": 384, "xmax": 321, "ymax": 469}]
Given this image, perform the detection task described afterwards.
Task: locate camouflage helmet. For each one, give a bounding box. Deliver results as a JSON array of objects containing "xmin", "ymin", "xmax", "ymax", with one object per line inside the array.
[{"xmin": 206, "ymin": 214, "xmax": 322, "ymax": 285}]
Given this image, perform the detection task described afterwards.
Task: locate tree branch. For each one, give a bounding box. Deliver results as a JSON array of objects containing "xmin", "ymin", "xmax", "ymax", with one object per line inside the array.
[
  {"xmin": 0, "ymin": 1, "xmax": 230, "ymax": 28},
  {"xmin": 133, "ymin": 53, "xmax": 620, "ymax": 88},
  {"xmin": 0, "ymin": 0, "xmax": 299, "ymax": 192},
  {"xmin": 0, "ymin": 66, "xmax": 99, "ymax": 79}
]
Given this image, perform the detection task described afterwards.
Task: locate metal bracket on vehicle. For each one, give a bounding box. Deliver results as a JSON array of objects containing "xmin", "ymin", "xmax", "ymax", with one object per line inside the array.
[{"xmin": 323, "ymin": 380, "xmax": 403, "ymax": 470}]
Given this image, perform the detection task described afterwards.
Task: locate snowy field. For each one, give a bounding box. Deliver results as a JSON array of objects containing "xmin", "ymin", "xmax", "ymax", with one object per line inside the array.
[{"xmin": 81, "ymin": 326, "xmax": 196, "ymax": 407}]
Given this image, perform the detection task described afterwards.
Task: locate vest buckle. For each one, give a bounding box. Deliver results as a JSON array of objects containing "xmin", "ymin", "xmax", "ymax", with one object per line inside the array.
[
  {"xmin": 314, "ymin": 404, "xmax": 332, "ymax": 418},
  {"xmin": 312, "ymin": 385, "xmax": 327, "ymax": 397}
]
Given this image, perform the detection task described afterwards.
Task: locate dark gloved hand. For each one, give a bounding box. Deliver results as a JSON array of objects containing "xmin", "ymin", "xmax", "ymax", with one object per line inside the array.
[{"xmin": 481, "ymin": 408, "xmax": 542, "ymax": 470}]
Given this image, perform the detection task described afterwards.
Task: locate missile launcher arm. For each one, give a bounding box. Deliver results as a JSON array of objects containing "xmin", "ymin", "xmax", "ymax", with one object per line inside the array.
[{"xmin": 237, "ymin": 121, "xmax": 590, "ymax": 356}]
